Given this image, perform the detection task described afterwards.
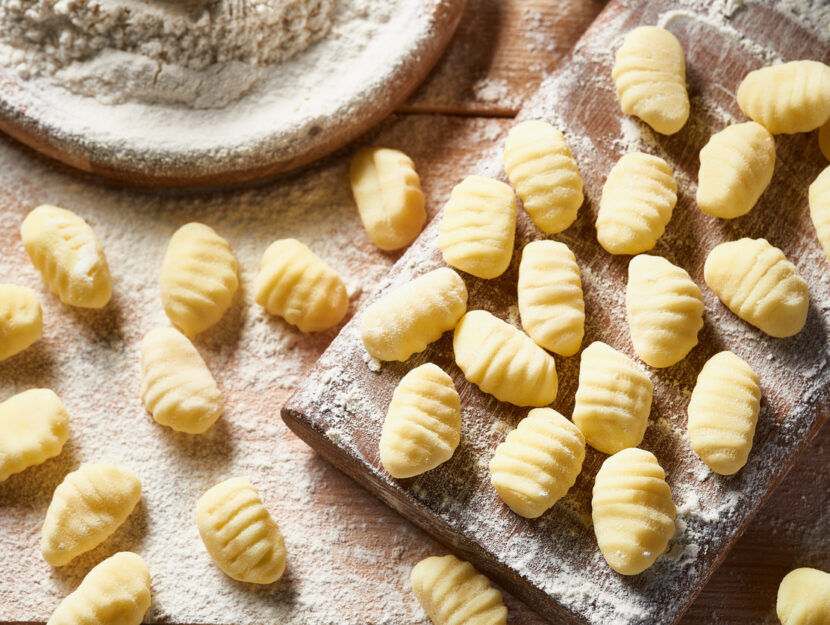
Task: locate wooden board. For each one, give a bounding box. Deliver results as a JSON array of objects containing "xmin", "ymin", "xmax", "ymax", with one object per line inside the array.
[{"xmin": 282, "ymin": 2, "xmax": 830, "ymax": 624}]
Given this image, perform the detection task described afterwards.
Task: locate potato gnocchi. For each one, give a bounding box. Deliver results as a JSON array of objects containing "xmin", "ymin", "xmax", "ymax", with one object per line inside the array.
[
  {"xmin": 196, "ymin": 477, "xmax": 287, "ymax": 584},
  {"xmin": 350, "ymin": 147, "xmax": 426, "ymax": 251},
  {"xmin": 489, "ymin": 408, "xmax": 585, "ymax": 518},
  {"xmin": 704, "ymin": 238, "xmax": 809, "ymax": 338},
  {"xmin": 379, "ymin": 363, "xmax": 461, "ymax": 479},
  {"xmin": 140, "ymin": 326, "xmax": 223, "ymax": 434},
  {"xmin": 820, "ymin": 119, "xmax": 830, "ymax": 161},
  {"xmin": 809, "ymin": 165, "xmax": 830, "ymax": 262},
  {"xmin": 777, "ymin": 567, "xmax": 830, "ymax": 625},
  {"xmin": 21, "ymin": 205, "xmax": 111, "ymax": 309},
  {"xmin": 41, "ymin": 463, "xmax": 141, "ymax": 566},
  {"xmin": 410, "ymin": 554, "xmax": 507, "ymax": 625},
  {"xmin": 572, "ymin": 342, "xmax": 653, "ymax": 454},
  {"xmin": 517, "ymin": 240, "xmax": 585, "ymax": 357},
  {"xmin": 597, "ymin": 152, "xmax": 677, "ymax": 255},
  {"xmin": 360, "ymin": 267, "xmax": 467, "ymax": 362},
  {"xmin": 502, "ymin": 120, "xmax": 584, "ymax": 234},
  {"xmin": 253, "ymin": 238, "xmax": 349, "ymax": 333},
  {"xmin": 0, "ymin": 283, "xmax": 42, "ymax": 362},
  {"xmin": 437, "ymin": 176, "xmax": 517, "ymax": 279},
  {"xmin": 160, "ymin": 222, "xmax": 239, "ymax": 336},
  {"xmin": 453, "ymin": 310, "xmax": 557, "ymax": 407}
]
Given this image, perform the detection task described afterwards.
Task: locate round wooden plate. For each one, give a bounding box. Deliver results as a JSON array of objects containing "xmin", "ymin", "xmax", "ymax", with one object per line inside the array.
[{"xmin": 0, "ymin": 0, "xmax": 466, "ymax": 188}]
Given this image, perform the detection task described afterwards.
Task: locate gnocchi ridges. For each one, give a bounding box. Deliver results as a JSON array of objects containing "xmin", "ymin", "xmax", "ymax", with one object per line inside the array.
[{"xmin": 0, "ymin": 284, "xmax": 43, "ymax": 361}]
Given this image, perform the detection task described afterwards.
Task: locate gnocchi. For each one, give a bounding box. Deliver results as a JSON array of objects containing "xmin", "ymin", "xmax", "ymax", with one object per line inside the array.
[
  {"xmin": 21, "ymin": 205, "xmax": 111, "ymax": 308},
  {"xmin": 737, "ymin": 60, "xmax": 830, "ymax": 134},
  {"xmin": 696, "ymin": 122, "xmax": 775, "ymax": 219},
  {"xmin": 437, "ymin": 176, "xmax": 517, "ymax": 279},
  {"xmin": 612, "ymin": 26, "xmax": 689, "ymax": 135},
  {"xmin": 253, "ymin": 238, "xmax": 349, "ymax": 333},
  {"xmin": 502, "ymin": 120, "xmax": 584, "ymax": 234},
  {"xmin": 517, "ymin": 240, "xmax": 585, "ymax": 357},
  {"xmin": 572, "ymin": 342, "xmax": 653, "ymax": 454},
  {"xmin": 0, "ymin": 283, "xmax": 42, "ymax": 361},
  {"xmin": 379, "ymin": 363, "xmax": 461, "ymax": 479},
  {"xmin": 0, "ymin": 388, "xmax": 68, "ymax": 482},
  {"xmin": 489, "ymin": 408, "xmax": 585, "ymax": 518},
  {"xmin": 46, "ymin": 552, "xmax": 151, "ymax": 625},
  {"xmin": 704, "ymin": 238, "xmax": 809, "ymax": 338},
  {"xmin": 625, "ymin": 254, "xmax": 703, "ymax": 368},
  {"xmin": 687, "ymin": 351, "xmax": 761, "ymax": 475},
  {"xmin": 777, "ymin": 568, "xmax": 830, "ymax": 625},
  {"xmin": 140, "ymin": 327, "xmax": 223, "ymax": 434},
  {"xmin": 360, "ymin": 267, "xmax": 467, "ymax": 362},
  {"xmin": 820, "ymin": 119, "xmax": 830, "ymax": 161},
  {"xmin": 410, "ymin": 554, "xmax": 507, "ymax": 625},
  {"xmin": 597, "ymin": 152, "xmax": 678, "ymax": 255},
  {"xmin": 350, "ymin": 147, "xmax": 426, "ymax": 251},
  {"xmin": 41, "ymin": 463, "xmax": 141, "ymax": 566},
  {"xmin": 809, "ymin": 165, "xmax": 830, "ymax": 262},
  {"xmin": 196, "ymin": 477, "xmax": 287, "ymax": 584},
  {"xmin": 160, "ymin": 222, "xmax": 239, "ymax": 336}
]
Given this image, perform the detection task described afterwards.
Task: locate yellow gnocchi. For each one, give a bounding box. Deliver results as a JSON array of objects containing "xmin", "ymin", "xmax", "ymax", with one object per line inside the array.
[
  {"xmin": 21, "ymin": 205, "xmax": 111, "ymax": 308},
  {"xmin": 379, "ymin": 363, "xmax": 461, "ymax": 479},
  {"xmin": 453, "ymin": 310, "xmax": 557, "ymax": 407},
  {"xmin": 253, "ymin": 238, "xmax": 349, "ymax": 333},
  {"xmin": 820, "ymin": 119, "xmax": 830, "ymax": 161},
  {"xmin": 696, "ymin": 122, "xmax": 776, "ymax": 219},
  {"xmin": 160, "ymin": 222, "xmax": 239, "ymax": 336},
  {"xmin": 360, "ymin": 267, "xmax": 467, "ymax": 362},
  {"xmin": 41, "ymin": 463, "xmax": 142, "ymax": 566},
  {"xmin": 592, "ymin": 448, "xmax": 676, "ymax": 575},
  {"xmin": 46, "ymin": 552, "xmax": 151, "ymax": 625},
  {"xmin": 437, "ymin": 176, "xmax": 517, "ymax": 279},
  {"xmin": 777, "ymin": 568, "xmax": 830, "ymax": 625},
  {"xmin": 517, "ymin": 240, "xmax": 584, "ymax": 357},
  {"xmin": 196, "ymin": 477, "xmax": 287, "ymax": 584},
  {"xmin": 0, "ymin": 283, "xmax": 42, "ymax": 361},
  {"xmin": 572, "ymin": 341, "xmax": 653, "ymax": 454},
  {"xmin": 687, "ymin": 351, "xmax": 761, "ymax": 475},
  {"xmin": 737, "ymin": 60, "xmax": 830, "ymax": 134},
  {"xmin": 625, "ymin": 254, "xmax": 703, "ymax": 368},
  {"xmin": 489, "ymin": 408, "xmax": 585, "ymax": 518},
  {"xmin": 704, "ymin": 238, "xmax": 809, "ymax": 338},
  {"xmin": 596, "ymin": 152, "xmax": 677, "ymax": 255},
  {"xmin": 350, "ymin": 147, "xmax": 426, "ymax": 251},
  {"xmin": 809, "ymin": 165, "xmax": 830, "ymax": 262},
  {"xmin": 140, "ymin": 326, "xmax": 222, "ymax": 434},
  {"xmin": 0, "ymin": 388, "xmax": 68, "ymax": 482},
  {"xmin": 410, "ymin": 554, "xmax": 507, "ymax": 625},
  {"xmin": 612, "ymin": 26, "xmax": 689, "ymax": 135},
  {"xmin": 502, "ymin": 120, "xmax": 584, "ymax": 234}
]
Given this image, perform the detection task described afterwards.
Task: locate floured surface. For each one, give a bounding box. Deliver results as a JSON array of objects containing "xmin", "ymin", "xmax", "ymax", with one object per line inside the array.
[{"xmin": 284, "ymin": 2, "xmax": 830, "ymax": 624}]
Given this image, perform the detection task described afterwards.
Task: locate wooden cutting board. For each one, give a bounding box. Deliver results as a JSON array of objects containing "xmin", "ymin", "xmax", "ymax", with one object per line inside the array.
[{"xmin": 282, "ymin": 2, "xmax": 830, "ymax": 624}]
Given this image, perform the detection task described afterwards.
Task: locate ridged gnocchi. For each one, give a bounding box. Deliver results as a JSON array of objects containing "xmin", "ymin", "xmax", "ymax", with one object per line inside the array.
[
  {"xmin": 704, "ymin": 238, "xmax": 809, "ymax": 338},
  {"xmin": 572, "ymin": 342, "xmax": 653, "ymax": 454},
  {"xmin": 140, "ymin": 326, "xmax": 223, "ymax": 434},
  {"xmin": 696, "ymin": 122, "xmax": 775, "ymax": 219},
  {"xmin": 360, "ymin": 268, "xmax": 467, "ymax": 362},
  {"xmin": 489, "ymin": 408, "xmax": 585, "ymax": 518},
  {"xmin": 809, "ymin": 165, "xmax": 830, "ymax": 262},
  {"xmin": 46, "ymin": 552, "xmax": 151, "ymax": 625},
  {"xmin": 0, "ymin": 283, "xmax": 42, "ymax": 361},
  {"xmin": 737, "ymin": 60, "xmax": 830, "ymax": 134},
  {"xmin": 612, "ymin": 26, "xmax": 689, "ymax": 135},
  {"xmin": 41, "ymin": 463, "xmax": 142, "ymax": 566},
  {"xmin": 687, "ymin": 351, "xmax": 761, "ymax": 475},
  {"xmin": 597, "ymin": 152, "xmax": 677, "ymax": 255},
  {"xmin": 160, "ymin": 222, "xmax": 239, "ymax": 336},
  {"xmin": 437, "ymin": 176, "xmax": 517, "ymax": 279},
  {"xmin": 253, "ymin": 238, "xmax": 349, "ymax": 333},
  {"xmin": 0, "ymin": 389, "xmax": 69, "ymax": 482},
  {"xmin": 410, "ymin": 554, "xmax": 507, "ymax": 625},
  {"xmin": 625, "ymin": 254, "xmax": 703, "ymax": 368},
  {"xmin": 453, "ymin": 310, "xmax": 557, "ymax": 407},
  {"xmin": 777, "ymin": 567, "xmax": 830, "ymax": 625},
  {"xmin": 350, "ymin": 147, "xmax": 426, "ymax": 251},
  {"xmin": 196, "ymin": 477, "xmax": 287, "ymax": 584},
  {"xmin": 502, "ymin": 120, "xmax": 584, "ymax": 234},
  {"xmin": 21, "ymin": 205, "xmax": 111, "ymax": 308},
  {"xmin": 592, "ymin": 448, "xmax": 676, "ymax": 575},
  {"xmin": 379, "ymin": 364, "xmax": 461, "ymax": 479}
]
